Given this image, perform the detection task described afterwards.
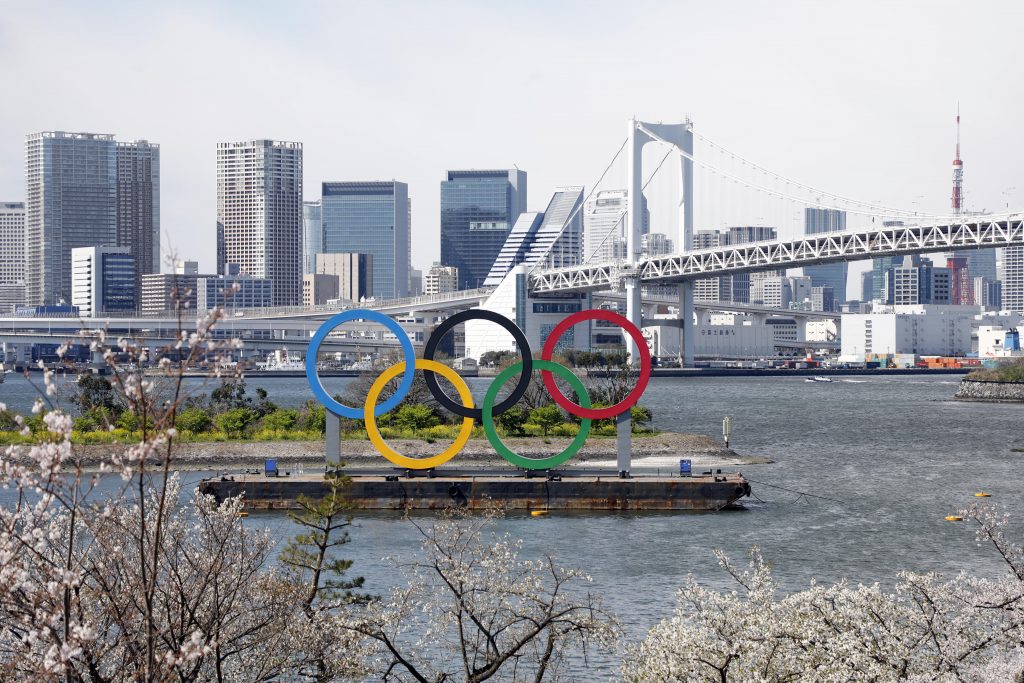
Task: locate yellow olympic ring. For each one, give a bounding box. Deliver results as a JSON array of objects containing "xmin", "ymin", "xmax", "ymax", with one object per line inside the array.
[{"xmin": 364, "ymin": 359, "xmax": 475, "ymax": 469}]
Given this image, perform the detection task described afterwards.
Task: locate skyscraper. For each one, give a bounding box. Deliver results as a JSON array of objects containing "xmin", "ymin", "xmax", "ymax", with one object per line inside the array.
[
  {"xmin": 440, "ymin": 169, "xmax": 527, "ymax": 290},
  {"xmin": 321, "ymin": 181, "xmax": 409, "ymax": 299},
  {"xmin": 582, "ymin": 189, "xmax": 649, "ymax": 263},
  {"xmin": 302, "ymin": 200, "xmax": 322, "ymax": 275},
  {"xmin": 216, "ymin": 140, "xmax": 303, "ymax": 306},
  {"xmin": 0, "ymin": 202, "xmax": 25, "ymax": 287},
  {"xmin": 116, "ymin": 140, "xmax": 160, "ymax": 281},
  {"xmin": 0, "ymin": 202, "xmax": 25, "ymax": 313},
  {"xmin": 25, "ymin": 132, "xmax": 118, "ymax": 305},
  {"xmin": 484, "ymin": 187, "xmax": 584, "ymax": 286},
  {"xmin": 1003, "ymin": 247, "xmax": 1024, "ymax": 313},
  {"xmin": 803, "ymin": 208, "xmax": 847, "ymax": 307}
]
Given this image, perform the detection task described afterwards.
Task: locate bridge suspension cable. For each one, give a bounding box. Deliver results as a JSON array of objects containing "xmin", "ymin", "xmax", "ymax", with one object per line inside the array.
[
  {"xmin": 524, "ymin": 137, "xmax": 628, "ymax": 274},
  {"xmin": 580, "ymin": 144, "xmax": 677, "ymax": 266},
  {"xmin": 690, "ymin": 129, "xmax": 941, "ymax": 219}
]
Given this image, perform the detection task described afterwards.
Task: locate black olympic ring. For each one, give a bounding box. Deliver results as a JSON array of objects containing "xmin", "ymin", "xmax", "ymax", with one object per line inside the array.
[{"xmin": 422, "ymin": 309, "xmax": 533, "ymax": 420}]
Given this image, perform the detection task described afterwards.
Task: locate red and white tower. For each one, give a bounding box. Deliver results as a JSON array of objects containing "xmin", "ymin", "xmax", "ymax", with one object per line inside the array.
[{"xmin": 951, "ymin": 105, "xmax": 963, "ymax": 213}]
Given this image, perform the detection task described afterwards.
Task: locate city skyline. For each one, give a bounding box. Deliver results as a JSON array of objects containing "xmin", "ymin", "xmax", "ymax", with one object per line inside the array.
[{"xmin": 1, "ymin": 1, "xmax": 1022, "ymax": 276}]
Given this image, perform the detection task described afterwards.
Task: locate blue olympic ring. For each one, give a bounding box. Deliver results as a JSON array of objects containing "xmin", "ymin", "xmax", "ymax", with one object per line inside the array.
[{"xmin": 305, "ymin": 309, "xmax": 416, "ymax": 419}]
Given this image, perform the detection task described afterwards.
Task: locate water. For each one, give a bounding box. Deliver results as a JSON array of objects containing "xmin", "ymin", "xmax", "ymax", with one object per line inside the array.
[{"xmin": 2, "ymin": 372, "xmax": 1022, "ymax": 655}]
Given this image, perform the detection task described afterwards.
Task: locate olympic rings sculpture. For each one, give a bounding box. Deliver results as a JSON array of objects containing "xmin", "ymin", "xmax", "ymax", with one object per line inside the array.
[{"xmin": 305, "ymin": 308, "xmax": 652, "ymax": 470}]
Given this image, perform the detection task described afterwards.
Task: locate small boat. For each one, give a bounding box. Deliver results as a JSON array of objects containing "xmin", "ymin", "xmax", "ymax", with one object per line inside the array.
[{"xmin": 805, "ymin": 376, "xmax": 834, "ymax": 383}]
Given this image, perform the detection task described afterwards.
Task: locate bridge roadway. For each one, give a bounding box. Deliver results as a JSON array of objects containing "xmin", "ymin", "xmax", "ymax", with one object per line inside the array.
[
  {"xmin": 529, "ymin": 214, "xmax": 1024, "ymax": 294},
  {"xmin": 0, "ymin": 297, "xmax": 832, "ymax": 351}
]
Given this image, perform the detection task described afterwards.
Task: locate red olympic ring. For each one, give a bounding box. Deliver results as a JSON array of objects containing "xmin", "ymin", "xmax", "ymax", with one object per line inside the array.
[{"xmin": 540, "ymin": 309, "xmax": 652, "ymax": 420}]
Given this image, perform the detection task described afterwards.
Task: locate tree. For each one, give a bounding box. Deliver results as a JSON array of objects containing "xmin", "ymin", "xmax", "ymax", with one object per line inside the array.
[
  {"xmin": 630, "ymin": 405, "xmax": 652, "ymax": 432},
  {"xmin": 209, "ymin": 378, "xmax": 252, "ymax": 413},
  {"xmin": 494, "ymin": 404, "xmax": 530, "ymax": 436},
  {"xmin": 73, "ymin": 373, "xmax": 122, "ymax": 417},
  {"xmin": 529, "ymin": 404, "xmax": 565, "ymax": 437},
  {"xmin": 338, "ymin": 508, "xmax": 618, "ymax": 682},
  {"xmin": 0, "ymin": 308, "xmax": 345, "ymax": 682},
  {"xmin": 622, "ymin": 503, "xmax": 1024, "ymax": 682},
  {"xmin": 279, "ymin": 475, "xmax": 367, "ymax": 681}
]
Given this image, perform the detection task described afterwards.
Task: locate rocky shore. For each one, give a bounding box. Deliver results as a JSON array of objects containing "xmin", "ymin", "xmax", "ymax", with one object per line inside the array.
[
  {"xmin": 954, "ymin": 379, "xmax": 1024, "ymax": 403},
  {"xmin": 62, "ymin": 431, "xmax": 770, "ymax": 472}
]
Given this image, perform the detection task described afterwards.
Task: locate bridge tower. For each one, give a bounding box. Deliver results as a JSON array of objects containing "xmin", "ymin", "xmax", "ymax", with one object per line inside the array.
[{"xmin": 625, "ymin": 118, "xmax": 695, "ymax": 366}]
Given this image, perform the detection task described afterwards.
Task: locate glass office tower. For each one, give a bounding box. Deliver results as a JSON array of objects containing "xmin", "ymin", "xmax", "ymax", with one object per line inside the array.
[
  {"xmin": 440, "ymin": 169, "xmax": 526, "ymax": 290},
  {"xmin": 25, "ymin": 132, "xmax": 118, "ymax": 306},
  {"xmin": 321, "ymin": 181, "xmax": 409, "ymax": 299}
]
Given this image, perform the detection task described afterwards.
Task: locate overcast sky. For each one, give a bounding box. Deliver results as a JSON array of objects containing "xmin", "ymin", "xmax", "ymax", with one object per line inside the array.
[{"xmin": 1, "ymin": 0, "xmax": 1021, "ymax": 279}]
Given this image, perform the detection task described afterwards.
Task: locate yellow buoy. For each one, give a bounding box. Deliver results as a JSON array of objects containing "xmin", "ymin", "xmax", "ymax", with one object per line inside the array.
[
  {"xmin": 975, "ymin": 492, "xmax": 992, "ymax": 498},
  {"xmin": 531, "ymin": 510, "xmax": 549, "ymax": 517},
  {"xmin": 237, "ymin": 510, "xmax": 249, "ymax": 518},
  {"xmin": 945, "ymin": 515, "xmax": 963, "ymax": 522}
]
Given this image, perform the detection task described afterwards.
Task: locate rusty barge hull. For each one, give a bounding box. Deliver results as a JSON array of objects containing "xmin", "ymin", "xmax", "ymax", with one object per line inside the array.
[{"xmin": 198, "ymin": 472, "xmax": 751, "ymax": 511}]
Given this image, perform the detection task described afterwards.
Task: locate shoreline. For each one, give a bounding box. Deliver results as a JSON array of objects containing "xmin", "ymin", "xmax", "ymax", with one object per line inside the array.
[{"xmin": 47, "ymin": 431, "xmax": 772, "ymax": 473}]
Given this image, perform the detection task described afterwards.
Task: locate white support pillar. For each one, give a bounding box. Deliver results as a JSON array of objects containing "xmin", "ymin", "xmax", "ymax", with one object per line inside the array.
[
  {"xmin": 624, "ymin": 276, "xmax": 642, "ymax": 364},
  {"xmin": 679, "ymin": 282, "xmax": 695, "ymax": 367},
  {"xmin": 325, "ymin": 412, "xmax": 341, "ymax": 469},
  {"xmin": 678, "ymin": 123, "xmax": 695, "ymax": 368},
  {"xmin": 626, "ymin": 118, "xmax": 645, "ymax": 264}
]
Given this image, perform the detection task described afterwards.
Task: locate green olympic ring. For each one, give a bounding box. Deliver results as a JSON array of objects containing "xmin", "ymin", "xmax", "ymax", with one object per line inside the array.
[{"xmin": 481, "ymin": 359, "xmax": 592, "ymax": 470}]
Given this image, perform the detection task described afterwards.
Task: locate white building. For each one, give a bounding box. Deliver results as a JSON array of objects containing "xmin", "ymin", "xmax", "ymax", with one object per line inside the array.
[
  {"xmin": 840, "ymin": 305, "xmax": 980, "ymax": 361},
  {"xmin": 71, "ymin": 246, "xmax": 136, "ymax": 317},
  {"xmin": 642, "ymin": 312, "xmax": 804, "ymax": 359},
  {"xmin": 464, "ymin": 264, "xmax": 587, "ymax": 361},
  {"xmin": 425, "ymin": 263, "xmax": 459, "ymax": 295},
  {"xmin": 978, "ymin": 325, "xmax": 1022, "ymax": 358}
]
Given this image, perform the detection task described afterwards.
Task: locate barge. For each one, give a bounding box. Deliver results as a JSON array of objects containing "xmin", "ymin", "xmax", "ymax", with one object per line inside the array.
[{"xmin": 197, "ymin": 469, "xmax": 752, "ymax": 511}]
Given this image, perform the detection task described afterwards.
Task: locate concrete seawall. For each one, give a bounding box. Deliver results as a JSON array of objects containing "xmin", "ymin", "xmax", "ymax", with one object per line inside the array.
[{"xmin": 954, "ymin": 379, "xmax": 1024, "ymax": 403}]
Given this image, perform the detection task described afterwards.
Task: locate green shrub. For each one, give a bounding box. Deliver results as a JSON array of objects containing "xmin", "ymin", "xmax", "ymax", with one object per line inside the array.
[
  {"xmin": 494, "ymin": 405, "xmax": 529, "ymax": 436},
  {"xmin": 261, "ymin": 408, "xmax": 299, "ymax": 431},
  {"xmin": 528, "ymin": 405, "xmax": 565, "ymax": 437},
  {"xmin": 393, "ymin": 404, "xmax": 440, "ymax": 432},
  {"xmin": 176, "ymin": 407, "xmax": 213, "ymax": 433},
  {"xmin": 216, "ymin": 407, "xmax": 257, "ymax": 437}
]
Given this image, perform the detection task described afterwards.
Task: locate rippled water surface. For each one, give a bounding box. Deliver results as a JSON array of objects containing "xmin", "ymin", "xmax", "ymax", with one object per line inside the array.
[{"xmin": 2, "ymin": 372, "xmax": 1022, "ymax": 665}]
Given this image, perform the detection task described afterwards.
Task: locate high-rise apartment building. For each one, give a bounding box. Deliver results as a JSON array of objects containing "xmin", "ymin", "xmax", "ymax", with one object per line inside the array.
[
  {"xmin": 26, "ymin": 132, "xmax": 118, "ymax": 305},
  {"xmin": 116, "ymin": 140, "xmax": 160, "ymax": 280},
  {"xmin": 803, "ymin": 208, "xmax": 848, "ymax": 306},
  {"xmin": 0, "ymin": 202, "xmax": 25, "ymax": 287},
  {"xmin": 582, "ymin": 189, "xmax": 649, "ymax": 263},
  {"xmin": 440, "ymin": 169, "xmax": 526, "ymax": 290},
  {"xmin": 216, "ymin": 140, "xmax": 303, "ymax": 306},
  {"xmin": 1003, "ymin": 246, "xmax": 1024, "ymax": 313},
  {"xmin": 425, "ymin": 263, "xmax": 459, "ymax": 295},
  {"xmin": 321, "ymin": 181, "xmax": 408, "ymax": 299},
  {"xmin": 71, "ymin": 246, "xmax": 136, "ymax": 317},
  {"xmin": 484, "ymin": 187, "xmax": 584, "ymax": 287},
  {"xmin": 302, "ymin": 200, "xmax": 322, "ymax": 275}
]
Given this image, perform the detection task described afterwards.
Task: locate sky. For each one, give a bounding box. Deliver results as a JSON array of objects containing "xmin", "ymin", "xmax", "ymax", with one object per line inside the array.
[{"xmin": 1, "ymin": 0, "xmax": 1022, "ymax": 287}]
